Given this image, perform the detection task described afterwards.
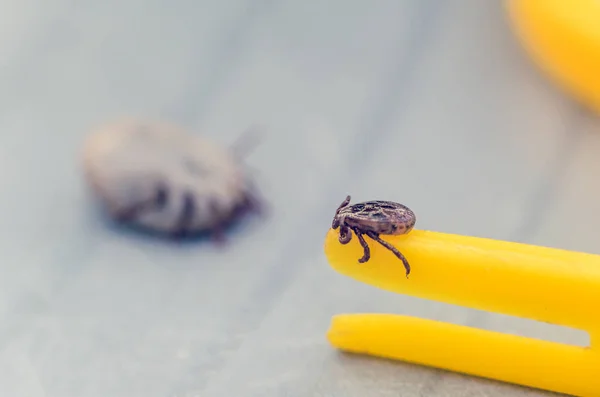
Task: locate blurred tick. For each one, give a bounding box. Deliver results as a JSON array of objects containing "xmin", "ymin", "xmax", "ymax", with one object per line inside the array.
[
  {"xmin": 82, "ymin": 118, "xmax": 264, "ymax": 242},
  {"xmin": 331, "ymin": 195, "xmax": 416, "ymax": 277}
]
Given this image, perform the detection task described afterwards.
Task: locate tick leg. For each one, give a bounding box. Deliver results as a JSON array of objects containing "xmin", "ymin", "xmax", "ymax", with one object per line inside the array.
[
  {"xmin": 154, "ymin": 185, "xmax": 168, "ymax": 209},
  {"xmin": 366, "ymin": 231, "xmax": 411, "ymax": 278},
  {"xmin": 338, "ymin": 226, "xmax": 352, "ymax": 244},
  {"xmin": 113, "ymin": 197, "xmax": 155, "ymax": 222},
  {"xmin": 353, "ymin": 228, "xmax": 370, "ymax": 263},
  {"xmin": 336, "ymin": 195, "xmax": 351, "ymax": 212},
  {"xmin": 230, "ymin": 125, "xmax": 263, "ymax": 159},
  {"xmin": 113, "ymin": 204, "xmax": 144, "ymax": 223},
  {"xmin": 210, "ymin": 230, "xmax": 227, "ymax": 246},
  {"xmin": 113, "ymin": 184, "xmax": 169, "ymax": 222},
  {"xmin": 208, "ymin": 199, "xmax": 227, "ymax": 246},
  {"xmin": 171, "ymin": 191, "xmax": 195, "ymax": 239},
  {"xmin": 242, "ymin": 188, "xmax": 264, "ymax": 216}
]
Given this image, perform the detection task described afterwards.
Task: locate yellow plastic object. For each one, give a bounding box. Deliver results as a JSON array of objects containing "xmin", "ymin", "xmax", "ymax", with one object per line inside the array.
[
  {"xmin": 324, "ymin": 228, "xmax": 600, "ymax": 397},
  {"xmin": 506, "ymin": 0, "xmax": 600, "ymax": 114}
]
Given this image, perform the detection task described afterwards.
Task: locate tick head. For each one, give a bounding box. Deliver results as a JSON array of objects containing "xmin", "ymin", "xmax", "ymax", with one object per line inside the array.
[
  {"xmin": 332, "ymin": 197, "xmax": 350, "ymax": 229},
  {"xmin": 331, "ymin": 214, "xmax": 341, "ymax": 229}
]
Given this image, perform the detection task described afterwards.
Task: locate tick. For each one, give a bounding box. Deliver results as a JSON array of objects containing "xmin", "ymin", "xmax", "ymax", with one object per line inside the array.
[
  {"xmin": 82, "ymin": 118, "xmax": 264, "ymax": 242},
  {"xmin": 331, "ymin": 195, "xmax": 416, "ymax": 277}
]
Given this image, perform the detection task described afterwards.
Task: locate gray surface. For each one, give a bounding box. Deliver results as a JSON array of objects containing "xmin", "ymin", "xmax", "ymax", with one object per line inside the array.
[{"xmin": 0, "ymin": 1, "xmax": 596, "ymax": 396}]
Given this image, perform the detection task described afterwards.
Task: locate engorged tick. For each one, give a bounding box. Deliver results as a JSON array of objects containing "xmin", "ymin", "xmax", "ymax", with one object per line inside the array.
[
  {"xmin": 82, "ymin": 118, "xmax": 264, "ymax": 243},
  {"xmin": 331, "ymin": 195, "xmax": 416, "ymax": 277}
]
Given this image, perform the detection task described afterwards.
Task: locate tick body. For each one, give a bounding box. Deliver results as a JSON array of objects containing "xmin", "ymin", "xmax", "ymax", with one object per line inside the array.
[
  {"xmin": 331, "ymin": 195, "xmax": 415, "ymax": 277},
  {"xmin": 82, "ymin": 118, "xmax": 263, "ymax": 242}
]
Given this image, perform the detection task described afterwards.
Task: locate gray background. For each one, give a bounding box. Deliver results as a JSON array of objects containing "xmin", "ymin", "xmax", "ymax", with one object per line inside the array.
[{"xmin": 0, "ymin": 0, "xmax": 596, "ymax": 396}]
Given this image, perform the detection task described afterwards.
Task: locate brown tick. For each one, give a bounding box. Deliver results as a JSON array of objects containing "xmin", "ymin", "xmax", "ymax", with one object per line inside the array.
[{"xmin": 331, "ymin": 195, "xmax": 416, "ymax": 277}]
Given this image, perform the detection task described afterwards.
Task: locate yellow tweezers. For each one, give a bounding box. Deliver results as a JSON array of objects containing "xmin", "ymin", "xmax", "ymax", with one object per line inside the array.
[{"xmin": 324, "ymin": 228, "xmax": 600, "ymax": 397}]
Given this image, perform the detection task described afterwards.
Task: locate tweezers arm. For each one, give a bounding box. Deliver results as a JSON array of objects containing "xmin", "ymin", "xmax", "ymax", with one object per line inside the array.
[
  {"xmin": 324, "ymin": 228, "xmax": 600, "ymax": 330},
  {"xmin": 327, "ymin": 314, "xmax": 600, "ymax": 397}
]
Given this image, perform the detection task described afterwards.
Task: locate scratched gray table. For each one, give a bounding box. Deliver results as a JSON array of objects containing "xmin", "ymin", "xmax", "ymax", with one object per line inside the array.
[{"xmin": 0, "ymin": 1, "xmax": 595, "ymax": 396}]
